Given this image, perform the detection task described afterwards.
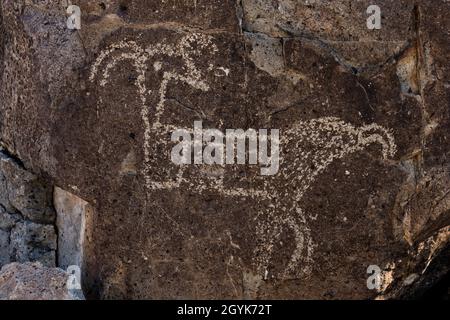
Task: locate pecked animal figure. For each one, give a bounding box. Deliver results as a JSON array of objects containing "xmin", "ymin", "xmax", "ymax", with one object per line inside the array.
[{"xmin": 89, "ymin": 33, "xmax": 397, "ymax": 281}]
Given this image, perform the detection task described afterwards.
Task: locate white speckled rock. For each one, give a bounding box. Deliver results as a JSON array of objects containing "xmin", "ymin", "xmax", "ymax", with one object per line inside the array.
[{"xmin": 0, "ymin": 262, "xmax": 84, "ymax": 300}]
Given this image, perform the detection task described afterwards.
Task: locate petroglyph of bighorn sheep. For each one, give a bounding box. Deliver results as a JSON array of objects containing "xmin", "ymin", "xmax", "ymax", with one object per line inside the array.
[{"xmin": 89, "ymin": 33, "xmax": 397, "ymax": 280}]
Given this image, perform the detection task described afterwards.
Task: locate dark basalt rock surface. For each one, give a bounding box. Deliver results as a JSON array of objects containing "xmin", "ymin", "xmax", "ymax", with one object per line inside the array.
[{"xmin": 0, "ymin": 0, "xmax": 448, "ymax": 299}]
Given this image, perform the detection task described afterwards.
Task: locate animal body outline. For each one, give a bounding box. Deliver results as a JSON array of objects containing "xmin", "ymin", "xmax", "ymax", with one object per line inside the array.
[{"xmin": 90, "ymin": 32, "xmax": 397, "ymax": 280}]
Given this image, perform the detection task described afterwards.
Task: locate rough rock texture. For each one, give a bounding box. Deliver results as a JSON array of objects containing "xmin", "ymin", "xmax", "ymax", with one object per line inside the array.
[
  {"xmin": 0, "ymin": 0, "xmax": 449, "ymax": 299},
  {"xmin": 0, "ymin": 262, "xmax": 83, "ymax": 300},
  {"xmin": 0, "ymin": 149, "xmax": 56, "ymax": 268}
]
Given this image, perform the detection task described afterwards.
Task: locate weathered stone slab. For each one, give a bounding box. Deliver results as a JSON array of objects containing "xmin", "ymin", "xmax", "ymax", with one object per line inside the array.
[
  {"xmin": 54, "ymin": 186, "xmax": 94, "ymax": 284},
  {"xmin": 0, "ymin": 149, "xmax": 55, "ymax": 223},
  {"xmin": 0, "ymin": 150, "xmax": 57, "ymax": 268}
]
